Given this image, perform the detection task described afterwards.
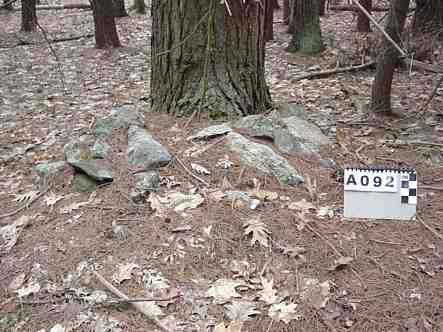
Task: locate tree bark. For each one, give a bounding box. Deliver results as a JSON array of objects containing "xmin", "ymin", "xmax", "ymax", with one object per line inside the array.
[
  {"xmin": 319, "ymin": 0, "xmax": 326, "ymax": 16},
  {"xmin": 113, "ymin": 0, "xmax": 128, "ymax": 17},
  {"xmin": 91, "ymin": 0, "xmax": 121, "ymax": 48},
  {"xmin": 283, "ymin": 0, "xmax": 290, "ymax": 24},
  {"xmin": 287, "ymin": 0, "xmax": 323, "ymax": 54},
  {"xmin": 134, "ymin": 0, "xmax": 145, "ymax": 14},
  {"xmin": 3, "ymin": 0, "xmax": 13, "ymax": 10},
  {"xmin": 151, "ymin": 0, "xmax": 271, "ymax": 117},
  {"xmin": 357, "ymin": 0, "xmax": 371, "ymax": 32},
  {"xmin": 21, "ymin": 0, "xmax": 37, "ymax": 31},
  {"xmin": 370, "ymin": 0, "xmax": 410, "ymax": 114},
  {"xmin": 265, "ymin": 0, "xmax": 274, "ymax": 42},
  {"xmin": 413, "ymin": 0, "xmax": 443, "ymax": 35}
]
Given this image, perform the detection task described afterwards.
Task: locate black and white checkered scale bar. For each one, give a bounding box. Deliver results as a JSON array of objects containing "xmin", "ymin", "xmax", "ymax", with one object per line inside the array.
[{"xmin": 400, "ymin": 172, "xmax": 417, "ymax": 205}]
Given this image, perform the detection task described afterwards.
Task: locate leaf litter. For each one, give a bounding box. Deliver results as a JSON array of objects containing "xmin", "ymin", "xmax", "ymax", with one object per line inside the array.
[{"xmin": 1, "ymin": 1, "xmax": 443, "ymax": 331}]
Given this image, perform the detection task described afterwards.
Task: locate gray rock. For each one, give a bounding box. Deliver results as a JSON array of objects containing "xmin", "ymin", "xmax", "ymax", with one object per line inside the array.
[
  {"xmin": 91, "ymin": 139, "xmax": 111, "ymax": 159},
  {"xmin": 134, "ymin": 171, "xmax": 160, "ymax": 192},
  {"xmin": 127, "ymin": 125, "xmax": 171, "ymax": 168},
  {"xmin": 33, "ymin": 161, "xmax": 69, "ymax": 188},
  {"xmin": 187, "ymin": 124, "xmax": 232, "ymax": 141},
  {"xmin": 130, "ymin": 171, "xmax": 160, "ymax": 204},
  {"xmin": 275, "ymin": 102, "xmax": 306, "ymax": 119},
  {"xmin": 72, "ymin": 173, "xmax": 97, "ymax": 193},
  {"xmin": 34, "ymin": 161, "xmax": 68, "ymax": 176},
  {"xmin": 95, "ymin": 104, "xmax": 143, "ymax": 138},
  {"xmin": 274, "ymin": 116, "xmax": 331, "ymax": 155},
  {"xmin": 64, "ymin": 140, "xmax": 91, "ymax": 164},
  {"xmin": 232, "ymin": 115, "xmax": 274, "ymax": 139},
  {"xmin": 70, "ymin": 160, "xmax": 113, "ymax": 183},
  {"xmin": 226, "ymin": 132, "xmax": 304, "ymax": 185}
]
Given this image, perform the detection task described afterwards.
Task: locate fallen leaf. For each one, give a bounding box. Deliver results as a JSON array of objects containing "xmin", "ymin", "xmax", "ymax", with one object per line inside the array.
[
  {"xmin": 207, "ymin": 279, "xmax": 243, "ymax": 304},
  {"xmin": 225, "ymin": 301, "xmax": 260, "ymax": 321},
  {"xmin": 248, "ymin": 189, "xmax": 278, "ymax": 201},
  {"xmin": 49, "ymin": 324, "xmax": 65, "ymax": 332},
  {"xmin": 45, "ymin": 192, "xmax": 64, "ymax": 207},
  {"xmin": 243, "ymin": 218, "xmax": 270, "ymax": 247},
  {"xmin": 8, "ymin": 273, "xmax": 26, "ymax": 291},
  {"xmin": 214, "ymin": 321, "xmax": 243, "ymax": 332},
  {"xmin": 288, "ymin": 199, "xmax": 316, "ymax": 212},
  {"xmin": 317, "ymin": 206, "xmax": 334, "ymax": 218},
  {"xmin": 14, "ymin": 190, "xmax": 39, "ymax": 204},
  {"xmin": 329, "ymin": 256, "xmax": 353, "ymax": 271},
  {"xmin": 258, "ymin": 277, "xmax": 279, "ymax": 304},
  {"xmin": 16, "ymin": 280, "xmax": 41, "ymax": 298},
  {"xmin": 299, "ymin": 278, "xmax": 331, "ymax": 309},
  {"xmin": 0, "ymin": 215, "xmax": 30, "ymax": 253},
  {"xmin": 191, "ymin": 162, "xmax": 211, "ymax": 175},
  {"xmin": 268, "ymin": 302, "xmax": 301, "ymax": 324},
  {"xmin": 112, "ymin": 263, "xmax": 140, "ymax": 284}
]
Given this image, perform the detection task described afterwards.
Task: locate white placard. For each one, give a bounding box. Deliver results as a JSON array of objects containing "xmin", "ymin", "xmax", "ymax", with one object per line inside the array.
[{"xmin": 344, "ymin": 169, "xmax": 398, "ymax": 193}]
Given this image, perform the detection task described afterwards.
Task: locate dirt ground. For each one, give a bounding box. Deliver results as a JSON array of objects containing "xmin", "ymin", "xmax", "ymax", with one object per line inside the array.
[{"xmin": 1, "ymin": 1, "xmax": 443, "ymax": 332}]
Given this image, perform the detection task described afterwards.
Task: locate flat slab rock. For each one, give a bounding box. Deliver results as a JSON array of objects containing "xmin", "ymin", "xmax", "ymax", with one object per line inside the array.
[
  {"xmin": 274, "ymin": 116, "xmax": 331, "ymax": 155},
  {"xmin": 69, "ymin": 160, "xmax": 113, "ymax": 183},
  {"xmin": 127, "ymin": 125, "xmax": 172, "ymax": 168},
  {"xmin": 225, "ymin": 132, "xmax": 304, "ymax": 185},
  {"xmin": 187, "ymin": 124, "xmax": 232, "ymax": 141},
  {"xmin": 233, "ymin": 114, "xmax": 330, "ymax": 156}
]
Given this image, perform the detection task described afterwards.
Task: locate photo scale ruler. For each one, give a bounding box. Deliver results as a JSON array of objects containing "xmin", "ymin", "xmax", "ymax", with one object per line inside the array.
[{"xmin": 344, "ymin": 166, "xmax": 417, "ymax": 220}]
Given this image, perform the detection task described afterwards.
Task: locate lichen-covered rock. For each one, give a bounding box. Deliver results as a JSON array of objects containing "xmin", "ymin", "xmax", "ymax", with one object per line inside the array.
[
  {"xmin": 274, "ymin": 116, "xmax": 331, "ymax": 155},
  {"xmin": 187, "ymin": 124, "xmax": 232, "ymax": 141},
  {"xmin": 95, "ymin": 104, "xmax": 143, "ymax": 138},
  {"xmin": 232, "ymin": 115, "xmax": 274, "ymax": 139},
  {"xmin": 226, "ymin": 132, "xmax": 303, "ymax": 185},
  {"xmin": 127, "ymin": 126, "xmax": 171, "ymax": 168}
]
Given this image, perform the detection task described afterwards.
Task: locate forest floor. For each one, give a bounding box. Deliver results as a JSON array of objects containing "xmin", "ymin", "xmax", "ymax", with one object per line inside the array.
[{"xmin": 1, "ymin": 1, "xmax": 443, "ymax": 332}]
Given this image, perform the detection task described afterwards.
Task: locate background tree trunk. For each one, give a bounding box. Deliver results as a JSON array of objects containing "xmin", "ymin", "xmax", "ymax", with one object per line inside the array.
[
  {"xmin": 91, "ymin": 0, "xmax": 121, "ymax": 48},
  {"xmin": 3, "ymin": 0, "xmax": 13, "ymax": 10},
  {"xmin": 151, "ymin": 0, "xmax": 271, "ymax": 117},
  {"xmin": 134, "ymin": 0, "xmax": 145, "ymax": 14},
  {"xmin": 413, "ymin": 0, "xmax": 443, "ymax": 35},
  {"xmin": 113, "ymin": 0, "xmax": 128, "ymax": 17},
  {"xmin": 21, "ymin": 0, "xmax": 37, "ymax": 32},
  {"xmin": 370, "ymin": 0, "xmax": 410, "ymax": 114},
  {"xmin": 319, "ymin": 0, "xmax": 326, "ymax": 16},
  {"xmin": 287, "ymin": 0, "xmax": 323, "ymax": 54},
  {"xmin": 265, "ymin": 0, "xmax": 275, "ymax": 42},
  {"xmin": 283, "ymin": 0, "xmax": 290, "ymax": 24},
  {"xmin": 357, "ymin": 0, "xmax": 371, "ymax": 32}
]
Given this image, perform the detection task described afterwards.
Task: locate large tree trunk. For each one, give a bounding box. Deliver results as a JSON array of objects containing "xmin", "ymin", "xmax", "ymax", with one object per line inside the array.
[
  {"xmin": 287, "ymin": 0, "xmax": 323, "ymax": 54},
  {"xmin": 3, "ymin": 0, "xmax": 13, "ymax": 10},
  {"xmin": 357, "ymin": 0, "xmax": 371, "ymax": 32},
  {"xmin": 91, "ymin": 0, "xmax": 121, "ymax": 48},
  {"xmin": 265, "ymin": 0, "xmax": 276, "ymax": 42},
  {"xmin": 113, "ymin": 0, "xmax": 128, "ymax": 17},
  {"xmin": 370, "ymin": 0, "xmax": 410, "ymax": 114},
  {"xmin": 413, "ymin": 0, "xmax": 443, "ymax": 35},
  {"xmin": 134, "ymin": 0, "xmax": 145, "ymax": 14},
  {"xmin": 319, "ymin": 0, "xmax": 327, "ymax": 16},
  {"xmin": 21, "ymin": 0, "xmax": 37, "ymax": 32},
  {"xmin": 151, "ymin": 0, "xmax": 271, "ymax": 117},
  {"xmin": 283, "ymin": 0, "xmax": 290, "ymax": 24}
]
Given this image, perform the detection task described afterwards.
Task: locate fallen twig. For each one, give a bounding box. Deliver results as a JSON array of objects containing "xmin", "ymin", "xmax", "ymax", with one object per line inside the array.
[
  {"xmin": 417, "ymin": 215, "xmax": 443, "ymax": 240},
  {"xmin": 174, "ymin": 155, "xmax": 210, "ymax": 187},
  {"xmin": 417, "ymin": 75, "xmax": 443, "ymax": 117},
  {"xmin": 0, "ymin": 187, "xmax": 49, "ymax": 223},
  {"xmin": 91, "ymin": 270, "xmax": 171, "ymax": 332},
  {"xmin": 292, "ymin": 61, "xmax": 375, "ymax": 81},
  {"xmin": 369, "ymin": 238, "xmax": 403, "ymax": 246},
  {"xmin": 304, "ymin": 222, "xmax": 343, "ymax": 257}
]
